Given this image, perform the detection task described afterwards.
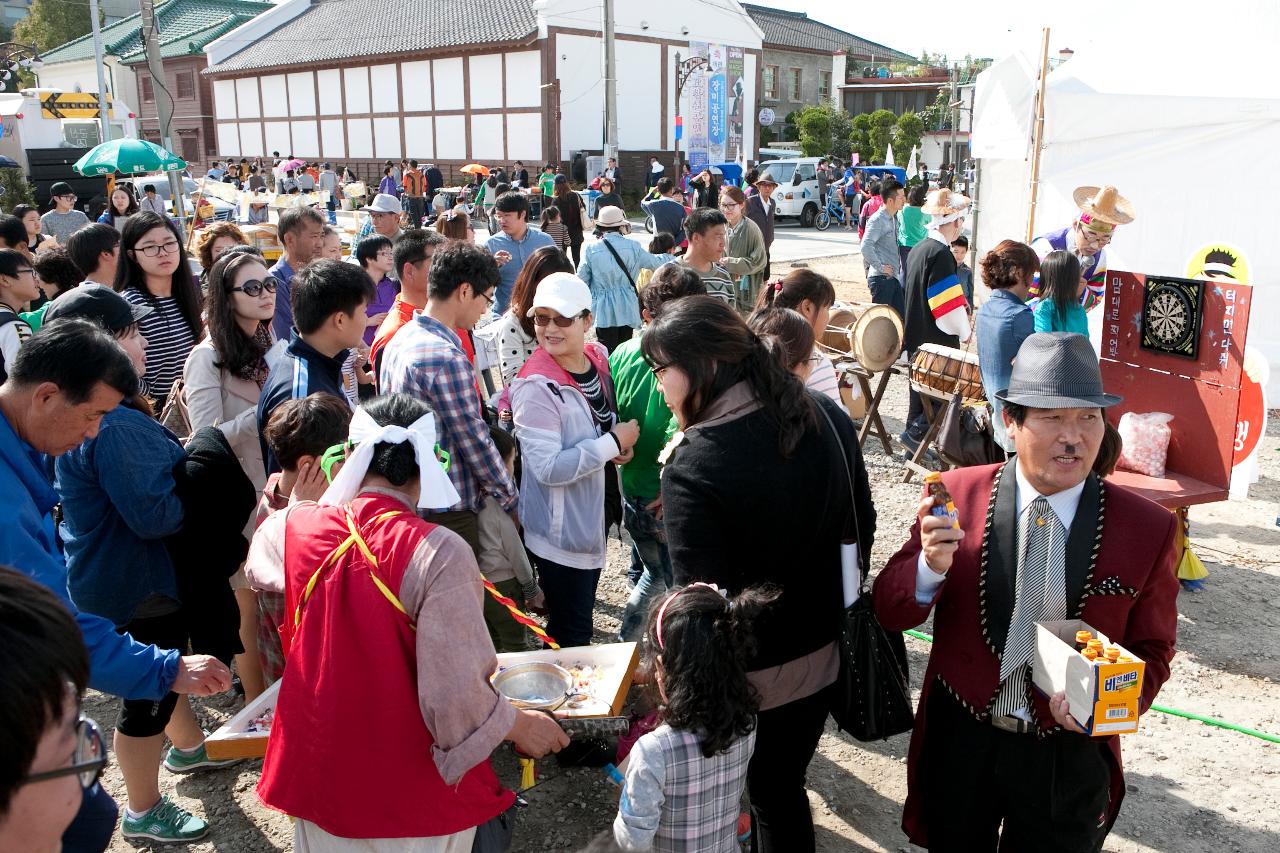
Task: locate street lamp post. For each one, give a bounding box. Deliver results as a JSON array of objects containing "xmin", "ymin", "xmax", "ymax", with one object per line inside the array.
[
  {"xmin": 0, "ymin": 43, "xmax": 43, "ymax": 95},
  {"xmin": 672, "ymin": 52, "xmax": 709, "ymax": 183}
]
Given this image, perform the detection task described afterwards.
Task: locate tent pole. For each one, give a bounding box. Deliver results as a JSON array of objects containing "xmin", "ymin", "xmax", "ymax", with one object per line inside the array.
[{"xmin": 1025, "ymin": 27, "xmax": 1051, "ymax": 242}]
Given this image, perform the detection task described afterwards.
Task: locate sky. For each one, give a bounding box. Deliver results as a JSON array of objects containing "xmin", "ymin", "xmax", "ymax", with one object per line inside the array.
[{"xmin": 768, "ymin": 0, "xmax": 1104, "ymax": 63}]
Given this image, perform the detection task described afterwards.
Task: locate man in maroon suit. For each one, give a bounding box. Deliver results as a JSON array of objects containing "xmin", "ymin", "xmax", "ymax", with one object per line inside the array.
[{"xmin": 874, "ymin": 332, "xmax": 1179, "ymax": 852}]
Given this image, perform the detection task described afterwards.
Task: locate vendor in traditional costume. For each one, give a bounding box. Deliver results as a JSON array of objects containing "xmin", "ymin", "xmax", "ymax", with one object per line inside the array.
[
  {"xmin": 249, "ymin": 393, "xmax": 568, "ymax": 850},
  {"xmin": 1030, "ymin": 185, "xmax": 1136, "ymax": 311},
  {"xmin": 901, "ymin": 188, "xmax": 972, "ymax": 451}
]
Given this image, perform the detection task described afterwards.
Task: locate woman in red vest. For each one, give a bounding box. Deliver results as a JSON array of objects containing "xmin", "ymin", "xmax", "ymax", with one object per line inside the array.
[{"xmin": 255, "ymin": 393, "xmax": 567, "ymax": 849}]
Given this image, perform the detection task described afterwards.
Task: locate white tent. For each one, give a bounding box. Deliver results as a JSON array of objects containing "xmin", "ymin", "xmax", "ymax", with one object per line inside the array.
[{"xmin": 971, "ymin": 2, "xmax": 1280, "ymax": 400}]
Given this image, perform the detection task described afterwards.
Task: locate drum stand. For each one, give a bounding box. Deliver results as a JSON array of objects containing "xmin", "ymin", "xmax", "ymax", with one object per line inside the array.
[
  {"xmin": 901, "ymin": 382, "xmax": 958, "ymax": 483},
  {"xmin": 842, "ymin": 363, "xmax": 904, "ymax": 454}
]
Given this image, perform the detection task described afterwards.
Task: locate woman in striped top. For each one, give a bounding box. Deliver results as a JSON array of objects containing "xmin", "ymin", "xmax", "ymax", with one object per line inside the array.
[
  {"xmin": 752, "ymin": 269, "xmax": 841, "ymax": 403},
  {"xmin": 114, "ymin": 211, "xmax": 203, "ymax": 411}
]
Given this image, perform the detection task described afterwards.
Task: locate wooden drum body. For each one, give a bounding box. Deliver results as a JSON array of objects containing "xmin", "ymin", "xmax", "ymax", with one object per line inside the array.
[
  {"xmin": 821, "ymin": 303, "xmax": 903, "ymax": 373},
  {"xmin": 910, "ymin": 343, "xmax": 985, "ymax": 401}
]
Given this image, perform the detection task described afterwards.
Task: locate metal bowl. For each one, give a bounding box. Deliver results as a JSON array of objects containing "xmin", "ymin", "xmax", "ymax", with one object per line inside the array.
[{"xmin": 492, "ymin": 662, "xmax": 574, "ymax": 711}]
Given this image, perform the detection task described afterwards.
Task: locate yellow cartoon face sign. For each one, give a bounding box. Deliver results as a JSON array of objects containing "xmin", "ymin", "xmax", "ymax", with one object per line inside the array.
[{"xmin": 1185, "ymin": 244, "xmax": 1249, "ymax": 284}]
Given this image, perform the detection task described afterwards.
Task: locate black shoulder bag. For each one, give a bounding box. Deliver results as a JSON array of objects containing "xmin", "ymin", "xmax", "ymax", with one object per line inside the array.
[
  {"xmin": 600, "ymin": 236, "xmax": 643, "ymax": 319},
  {"xmin": 816, "ymin": 402, "xmax": 915, "ymax": 741}
]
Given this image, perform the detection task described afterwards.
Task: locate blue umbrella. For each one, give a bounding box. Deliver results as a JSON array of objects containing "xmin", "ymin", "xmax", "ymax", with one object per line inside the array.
[{"xmin": 0, "ymin": 155, "xmax": 19, "ymax": 168}]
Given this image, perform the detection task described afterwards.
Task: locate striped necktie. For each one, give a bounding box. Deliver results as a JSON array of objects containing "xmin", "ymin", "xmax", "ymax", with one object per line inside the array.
[{"xmin": 994, "ymin": 496, "xmax": 1067, "ymax": 717}]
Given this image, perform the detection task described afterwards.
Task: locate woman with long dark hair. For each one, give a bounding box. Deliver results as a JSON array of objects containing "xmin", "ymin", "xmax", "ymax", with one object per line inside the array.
[
  {"xmin": 97, "ymin": 187, "xmax": 139, "ymax": 231},
  {"xmin": 182, "ymin": 248, "xmax": 285, "ymax": 700},
  {"xmin": 552, "ymin": 174, "xmax": 587, "ymax": 267},
  {"xmin": 1033, "ymin": 250, "xmax": 1088, "ymax": 337},
  {"xmin": 114, "ymin": 211, "xmax": 203, "ymax": 410},
  {"xmin": 641, "ymin": 296, "xmax": 876, "ymax": 852},
  {"xmin": 12, "ymin": 203, "xmax": 51, "ymax": 254},
  {"xmin": 482, "ymin": 245, "xmax": 575, "ymax": 387}
]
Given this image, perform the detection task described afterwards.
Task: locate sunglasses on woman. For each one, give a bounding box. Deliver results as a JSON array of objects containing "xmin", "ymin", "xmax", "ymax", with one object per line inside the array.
[
  {"xmin": 20, "ymin": 716, "xmax": 107, "ymax": 791},
  {"xmin": 229, "ymin": 279, "xmax": 279, "ymax": 297},
  {"xmin": 532, "ymin": 311, "xmax": 588, "ymax": 328}
]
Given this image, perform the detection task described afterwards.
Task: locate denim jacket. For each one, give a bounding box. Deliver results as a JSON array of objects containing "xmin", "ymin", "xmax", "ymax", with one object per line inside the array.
[
  {"xmin": 577, "ymin": 234, "xmax": 663, "ymax": 329},
  {"xmin": 56, "ymin": 405, "xmax": 187, "ymax": 626},
  {"xmin": 975, "ymin": 288, "xmax": 1035, "ymax": 450}
]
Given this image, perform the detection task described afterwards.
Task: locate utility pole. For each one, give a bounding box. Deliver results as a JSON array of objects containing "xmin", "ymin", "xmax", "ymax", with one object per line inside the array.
[
  {"xmin": 602, "ymin": 0, "xmax": 618, "ymax": 163},
  {"xmin": 139, "ymin": 0, "xmax": 186, "ymax": 222},
  {"xmin": 1025, "ymin": 28, "xmax": 1051, "ymax": 242},
  {"xmin": 87, "ymin": 0, "xmax": 111, "ymax": 144},
  {"xmin": 948, "ymin": 62, "xmax": 959, "ymax": 186}
]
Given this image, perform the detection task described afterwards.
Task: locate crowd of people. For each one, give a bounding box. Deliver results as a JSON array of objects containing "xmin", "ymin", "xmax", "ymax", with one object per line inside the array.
[{"xmin": 0, "ymin": 143, "xmax": 1180, "ymax": 853}]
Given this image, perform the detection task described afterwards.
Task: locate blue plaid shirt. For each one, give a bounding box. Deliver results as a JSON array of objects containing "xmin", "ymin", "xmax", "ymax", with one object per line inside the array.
[{"xmin": 379, "ymin": 313, "xmax": 517, "ymax": 513}]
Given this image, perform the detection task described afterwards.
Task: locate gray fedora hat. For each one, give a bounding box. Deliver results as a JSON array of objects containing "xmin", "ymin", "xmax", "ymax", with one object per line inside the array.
[{"xmin": 995, "ymin": 332, "xmax": 1123, "ymax": 409}]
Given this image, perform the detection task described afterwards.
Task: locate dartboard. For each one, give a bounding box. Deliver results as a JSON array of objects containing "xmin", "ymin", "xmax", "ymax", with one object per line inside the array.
[{"xmin": 1140, "ymin": 277, "xmax": 1203, "ymax": 359}]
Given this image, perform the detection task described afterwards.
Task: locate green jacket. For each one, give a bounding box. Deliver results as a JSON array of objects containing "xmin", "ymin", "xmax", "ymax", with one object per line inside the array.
[
  {"xmin": 608, "ymin": 333, "xmax": 677, "ymax": 500},
  {"xmin": 721, "ymin": 216, "xmax": 769, "ymax": 312}
]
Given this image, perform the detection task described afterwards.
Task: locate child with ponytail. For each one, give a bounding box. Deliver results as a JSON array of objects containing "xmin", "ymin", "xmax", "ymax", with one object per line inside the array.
[
  {"xmin": 613, "ymin": 582, "xmax": 775, "ymax": 852},
  {"xmin": 752, "ymin": 268, "xmax": 841, "ymax": 402}
]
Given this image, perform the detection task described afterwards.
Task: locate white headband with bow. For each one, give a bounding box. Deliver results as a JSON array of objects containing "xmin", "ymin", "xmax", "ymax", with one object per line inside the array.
[{"xmin": 319, "ymin": 408, "xmax": 459, "ymax": 511}]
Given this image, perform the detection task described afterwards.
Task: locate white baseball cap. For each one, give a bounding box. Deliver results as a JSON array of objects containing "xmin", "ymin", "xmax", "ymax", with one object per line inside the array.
[
  {"xmin": 361, "ymin": 193, "xmax": 401, "ymax": 214},
  {"xmin": 527, "ymin": 272, "xmax": 592, "ymax": 319}
]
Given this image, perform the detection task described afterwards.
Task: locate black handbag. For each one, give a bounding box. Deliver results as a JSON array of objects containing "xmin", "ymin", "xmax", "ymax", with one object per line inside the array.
[
  {"xmin": 817, "ymin": 403, "xmax": 915, "ymax": 741},
  {"xmin": 937, "ymin": 395, "xmax": 1005, "ymax": 468}
]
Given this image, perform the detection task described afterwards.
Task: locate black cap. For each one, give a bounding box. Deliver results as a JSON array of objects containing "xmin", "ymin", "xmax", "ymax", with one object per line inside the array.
[
  {"xmin": 49, "ymin": 181, "xmax": 75, "ymax": 198},
  {"xmin": 44, "ymin": 284, "xmax": 153, "ymax": 333}
]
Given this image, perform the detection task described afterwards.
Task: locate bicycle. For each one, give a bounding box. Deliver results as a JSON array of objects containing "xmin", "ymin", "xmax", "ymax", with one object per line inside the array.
[{"xmin": 815, "ymin": 188, "xmax": 849, "ymax": 231}]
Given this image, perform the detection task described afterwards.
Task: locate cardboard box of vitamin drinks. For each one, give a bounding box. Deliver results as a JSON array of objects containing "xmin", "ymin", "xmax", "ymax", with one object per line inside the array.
[{"xmin": 1032, "ymin": 620, "xmax": 1146, "ymax": 736}]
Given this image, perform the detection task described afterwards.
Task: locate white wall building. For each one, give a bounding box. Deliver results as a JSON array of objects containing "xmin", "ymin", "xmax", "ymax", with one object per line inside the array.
[{"xmin": 203, "ymin": 0, "xmax": 763, "ymax": 181}]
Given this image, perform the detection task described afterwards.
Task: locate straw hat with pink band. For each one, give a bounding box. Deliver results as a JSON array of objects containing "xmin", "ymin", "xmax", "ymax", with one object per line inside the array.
[{"xmin": 1072, "ymin": 184, "xmax": 1135, "ymax": 234}]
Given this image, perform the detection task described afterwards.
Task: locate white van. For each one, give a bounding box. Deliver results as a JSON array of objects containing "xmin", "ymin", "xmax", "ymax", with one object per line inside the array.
[{"xmin": 756, "ymin": 157, "xmax": 822, "ymax": 227}]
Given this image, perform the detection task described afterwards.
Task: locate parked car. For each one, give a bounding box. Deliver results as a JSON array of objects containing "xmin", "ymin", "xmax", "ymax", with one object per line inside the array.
[
  {"xmin": 756, "ymin": 157, "xmax": 822, "ymax": 227},
  {"xmin": 123, "ymin": 175, "xmax": 237, "ymax": 222}
]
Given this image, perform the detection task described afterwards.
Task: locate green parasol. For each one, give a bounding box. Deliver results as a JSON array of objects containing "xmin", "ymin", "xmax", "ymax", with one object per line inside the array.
[{"xmin": 73, "ymin": 138, "xmax": 187, "ymax": 177}]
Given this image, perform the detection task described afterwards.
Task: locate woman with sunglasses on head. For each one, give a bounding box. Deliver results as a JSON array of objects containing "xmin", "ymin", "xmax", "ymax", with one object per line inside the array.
[
  {"xmin": 718, "ymin": 185, "xmax": 768, "ymax": 311},
  {"xmin": 114, "ymin": 211, "xmax": 203, "ymax": 412},
  {"xmin": 642, "ymin": 296, "xmax": 876, "ymax": 852},
  {"xmin": 182, "ymin": 249, "xmax": 285, "ymax": 701},
  {"xmin": 510, "ymin": 272, "xmax": 639, "ymax": 647},
  {"xmin": 0, "ymin": 567, "xmax": 108, "ymax": 853}
]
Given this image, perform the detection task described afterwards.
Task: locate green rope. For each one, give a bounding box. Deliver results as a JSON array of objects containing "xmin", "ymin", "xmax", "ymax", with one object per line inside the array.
[{"xmin": 899, "ymin": 628, "xmax": 1280, "ymax": 744}]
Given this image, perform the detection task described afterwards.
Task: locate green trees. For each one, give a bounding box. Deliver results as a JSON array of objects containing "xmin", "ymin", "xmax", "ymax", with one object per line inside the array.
[
  {"xmin": 894, "ymin": 112, "xmax": 924, "ymax": 161},
  {"xmin": 868, "ymin": 109, "xmax": 896, "ymax": 162},
  {"xmin": 849, "ymin": 113, "xmax": 872, "ymax": 163},
  {"xmin": 796, "ymin": 106, "xmax": 832, "ymax": 157},
  {"xmin": 15, "ymin": 0, "xmax": 94, "ymax": 53}
]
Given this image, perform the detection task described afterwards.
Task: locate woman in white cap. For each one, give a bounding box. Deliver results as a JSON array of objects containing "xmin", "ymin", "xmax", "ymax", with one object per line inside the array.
[
  {"xmin": 576, "ymin": 206, "xmax": 665, "ymax": 352},
  {"xmin": 509, "ymin": 272, "xmax": 640, "ymax": 646}
]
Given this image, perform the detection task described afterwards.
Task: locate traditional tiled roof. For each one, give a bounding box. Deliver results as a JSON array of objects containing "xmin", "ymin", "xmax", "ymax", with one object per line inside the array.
[
  {"xmin": 742, "ymin": 4, "xmax": 914, "ymax": 62},
  {"xmin": 206, "ymin": 0, "xmax": 540, "ymax": 74},
  {"xmin": 40, "ymin": 0, "xmax": 274, "ymax": 66}
]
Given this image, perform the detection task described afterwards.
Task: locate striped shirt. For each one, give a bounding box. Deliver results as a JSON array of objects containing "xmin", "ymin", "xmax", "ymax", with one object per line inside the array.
[
  {"xmin": 678, "ymin": 260, "xmax": 736, "ymax": 305},
  {"xmin": 120, "ymin": 289, "xmax": 196, "ymax": 402}
]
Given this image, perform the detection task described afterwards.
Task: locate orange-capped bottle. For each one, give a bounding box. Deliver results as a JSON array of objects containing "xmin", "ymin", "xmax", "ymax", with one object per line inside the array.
[
  {"xmin": 1074, "ymin": 630, "xmax": 1093, "ymax": 652},
  {"xmin": 924, "ymin": 472, "xmax": 960, "ymax": 530},
  {"xmin": 1104, "ymin": 647, "xmax": 1122, "ymax": 663},
  {"xmin": 1086, "ymin": 639, "xmax": 1104, "ymax": 656},
  {"xmin": 1082, "ymin": 648, "xmax": 1099, "ymax": 662},
  {"xmin": 1116, "ymin": 655, "xmax": 1135, "ymax": 663}
]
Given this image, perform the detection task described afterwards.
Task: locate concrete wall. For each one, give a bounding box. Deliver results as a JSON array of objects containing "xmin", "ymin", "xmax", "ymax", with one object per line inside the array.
[{"xmin": 36, "ymin": 58, "xmax": 139, "ymax": 119}]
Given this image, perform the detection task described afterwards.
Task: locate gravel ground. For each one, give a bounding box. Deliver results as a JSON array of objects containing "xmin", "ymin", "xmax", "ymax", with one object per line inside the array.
[{"xmin": 85, "ymin": 254, "xmax": 1280, "ymax": 852}]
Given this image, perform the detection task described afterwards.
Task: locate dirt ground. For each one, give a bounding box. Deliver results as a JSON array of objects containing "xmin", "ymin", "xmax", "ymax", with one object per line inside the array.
[{"xmin": 86, "ymin": 254, "xmax": 1280, "ymax": 852}]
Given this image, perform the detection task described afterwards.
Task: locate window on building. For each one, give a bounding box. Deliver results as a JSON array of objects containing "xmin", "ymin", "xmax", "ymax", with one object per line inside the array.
[
  {"xmin": 818, "ymin": 70, "xmax": 831, "ymax": 99},
  {"xmin": 179, "ymin": 133, "xmax": 199, "ymax": 163},
  {"xmin": 763, "ymin": 65, "xmax": 778, "ymax": 101},
  {"xmin": 140, "ymin": 75, "xmax": 153, "ymax": 103},
  {"xmin": 175, "ymin": 71, "xmax": 194, "ymax": 100},
  {"xmin": 790, "ymin": 68, "xmax": 802, "ymax": 101}
]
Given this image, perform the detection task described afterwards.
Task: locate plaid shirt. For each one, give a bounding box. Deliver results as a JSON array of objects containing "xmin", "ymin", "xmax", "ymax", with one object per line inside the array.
[
  {"xmin": 614, "ymin": 724, "xmax": 755, "ymax": 852},
  {"xmin": 379, "ymin": 313, "xmax": 517, "ymax": 514}
]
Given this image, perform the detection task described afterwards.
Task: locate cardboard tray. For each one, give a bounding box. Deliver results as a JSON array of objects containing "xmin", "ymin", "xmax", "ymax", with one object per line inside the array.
[
  {"xmin": 204, "ymin": 642, "xmax": 640, "ymax": 761},
  {"xmin": 1032, "ymin": 620, "xmax": 1146, "ymax": 736}
]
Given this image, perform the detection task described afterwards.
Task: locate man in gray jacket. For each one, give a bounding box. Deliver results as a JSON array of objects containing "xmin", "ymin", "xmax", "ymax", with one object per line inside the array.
[{"xmin": 862, "ymin": 178, "xmax": 906, "ymax": 317}]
